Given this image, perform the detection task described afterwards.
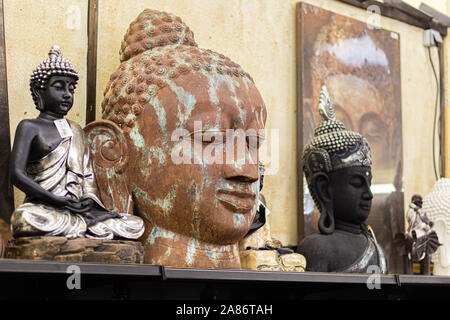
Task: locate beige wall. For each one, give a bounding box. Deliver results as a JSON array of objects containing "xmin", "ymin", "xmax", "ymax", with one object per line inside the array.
[{"xmin": 5, "ymin": 0, "xmax": 450, "ymax": 246}]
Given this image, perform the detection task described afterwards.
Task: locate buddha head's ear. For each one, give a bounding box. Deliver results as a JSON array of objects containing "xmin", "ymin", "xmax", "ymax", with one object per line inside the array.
[
  {"xmin": 303, "ymin": 148, "xmax": 335, "ymax": 234},
  {"xmin": 311, "ymin": 172, "xmax": 335, "ymax": 234},
  {"xmin": 84, "ymin": 120, "xmax": 132, "ymax": 214},
  {"xmin": 30, "ymin": 84, "xmax": 45, "ymax": 111}
]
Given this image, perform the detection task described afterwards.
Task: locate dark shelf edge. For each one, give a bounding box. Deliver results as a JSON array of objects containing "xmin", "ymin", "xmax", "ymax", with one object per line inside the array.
[
  {"xmin": 163, "ymin": 267, "xmax": 397, "ymax": 285},
  {"xmin": 0, "ymin": 259, "xmax": 161, "ymax": 277},
  {"xmin": 2, "ymin": 259, "xmax": 450, "ymax": 286}
]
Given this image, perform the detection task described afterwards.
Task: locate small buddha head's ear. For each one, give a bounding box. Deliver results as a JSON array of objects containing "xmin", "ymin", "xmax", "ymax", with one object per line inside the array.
[
  {"xmin": 311, "ymin": 172, "xmax": 335, "ymax": 234},
  {"xmin": 84, "ymin": 120, "xmax": 131, "ymax": 213},
  {"xmin": 30, "ymin": 84, "xmax": 45, "ymax": 111}
]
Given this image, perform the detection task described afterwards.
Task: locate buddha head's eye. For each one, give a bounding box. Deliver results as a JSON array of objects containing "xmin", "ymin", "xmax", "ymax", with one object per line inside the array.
[
  {"xmin": 52, "ymin": 81, "xmax": 64, "ymax": 90},
  {"xmin": 349, "ymin": 175, "xmax": 364, "ymax": 188}
]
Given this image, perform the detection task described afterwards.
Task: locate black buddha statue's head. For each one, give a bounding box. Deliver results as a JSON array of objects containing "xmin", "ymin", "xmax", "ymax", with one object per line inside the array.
[
  {"xmin": 303, "ymin": 86, "xmax": 373, "ymax": 234},
  {"xmin": 29, "ymin": 46, "xmax": 79, "ymax": 116}
]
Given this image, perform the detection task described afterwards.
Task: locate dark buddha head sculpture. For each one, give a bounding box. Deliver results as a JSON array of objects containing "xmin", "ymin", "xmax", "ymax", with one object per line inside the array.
[
  {"xmin": 85, "ymin": 9, "xmax": 266, "ymax": 268},
  {"xmin": 297, "ymin": 86, "xmax": 387, "ymax": 273},
  {"xmin": 303, "ymin": 85, "xmax": 373, "ymax": 233},
  {"xmin": 30, "ymin": 46, "xmax": 79, "ymax": 113}
]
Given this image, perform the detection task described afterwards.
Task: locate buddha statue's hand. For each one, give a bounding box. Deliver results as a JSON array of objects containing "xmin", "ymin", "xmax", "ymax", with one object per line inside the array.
[
  {"xmin": 65, "ymin": 198, "xmax": 121, "ymax": 227},
  {"xmin": 47, "ymin": 194, "xmax": 78, "ymax": 208},
  {"xmin": 64, "ymin": 198, "xmax": 94, "ymax": 213}
]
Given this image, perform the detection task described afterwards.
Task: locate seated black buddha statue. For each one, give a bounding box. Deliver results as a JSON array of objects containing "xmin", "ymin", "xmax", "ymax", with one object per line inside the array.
[
  {"xmin": 9, "ymin": 46, "xmax": 144, "ymax": 240},
  {"xmin": 296, "ymin": 86, "xmax": 388, "ymax": 274}
]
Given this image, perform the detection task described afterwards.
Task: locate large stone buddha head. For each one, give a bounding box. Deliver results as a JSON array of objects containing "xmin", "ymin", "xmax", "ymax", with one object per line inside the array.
[{"xmin": 85, "ymin": 9, "xmax": 266, "ymax": 268}]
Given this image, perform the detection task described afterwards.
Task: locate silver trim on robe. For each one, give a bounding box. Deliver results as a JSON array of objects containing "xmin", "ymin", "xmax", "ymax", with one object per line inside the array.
[
  {"xmin": 11, "ymin": 120, "xmax": 144, "ymax": 240},
  {"xmin": 335, "ymin": 232, "xmax": 388, "ymax": 274}
]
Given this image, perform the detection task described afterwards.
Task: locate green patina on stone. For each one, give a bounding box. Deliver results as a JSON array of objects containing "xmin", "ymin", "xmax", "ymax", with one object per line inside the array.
[
  {"xmin": 132, "ymin": 184, "xmax": 177, "ymax": 217},
  {"xmin": 149, "ymin": 145, "xmax": 166, "ymax": 165},
  {"xmin": 151, "ymin": 96, "xmax": 167, "ymax": 132},
  {"xmin": 204, "ymin": 243, "xmax": 232, "ymax": 262},
  {"xmin": 167, "ymin": 80, "xmax": 196, "ymax": 125},
  {"xmin": 185, "ymin": 238, "xmax": 198, "ymax": 265},
  {"xmin": 207, "ymin": 73, "xmax": 224, "ymax": 107},
  {"xmin": 233, "ymin": 213, "xmax": 246, "ymax": 228},
  {"xmin": 146, "ymin": 226, "xmax": 177, "ymax": 245},
  {"xmin": 130, "ymin": 125, "xmax": 166, "ymax": 165}
]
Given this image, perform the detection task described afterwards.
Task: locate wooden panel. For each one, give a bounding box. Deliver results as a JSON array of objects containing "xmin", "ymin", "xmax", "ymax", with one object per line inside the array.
[
  {"xmin": 0, "ymin": 0, "xmax": 13, "ymax": 223},
  {"xmin": 446, "ymin": 103, "xmax": 450, "ymax": 177},
  {"xmin": 86, "ymin": 0, "xmax": 98, "ymax": 124},
  {"xmin": 338, "ymin": 0, "xmax": 447, "ymax": 36},
  {"xmin": 295, "ymin": 2, "xmax": 305, "ymax": 242},
  {"xmin": 419, "ymin": 3, "xmax": 450, "ymax": 27}
]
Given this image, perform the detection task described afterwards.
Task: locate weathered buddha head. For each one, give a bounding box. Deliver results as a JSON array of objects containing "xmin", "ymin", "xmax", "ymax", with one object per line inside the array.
[
  {"xmin": 303, "ymin": 86, "xmax": 373, "ymax": 234},
  {"xmin": 86, "ymin": 9, "xmax": 266, "ymax": 268},
  {"xmin": 30, "ymin": 46, "xmax": 79, "ymax": 117}
]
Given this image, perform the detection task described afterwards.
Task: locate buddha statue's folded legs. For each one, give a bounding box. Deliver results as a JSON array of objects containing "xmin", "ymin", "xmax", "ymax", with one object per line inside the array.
[
  {"xmin": 9, "ymin": 123, "xmax": 144, "ymax": 240},
  {"xmin": 11, "ymin": 203, "xmax": 144, "ymax": 240}
]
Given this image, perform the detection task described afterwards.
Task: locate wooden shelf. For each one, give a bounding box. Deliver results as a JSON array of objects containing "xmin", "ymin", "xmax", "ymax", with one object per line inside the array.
[{"xmin": 1, "ymin": 259, "xmax": 450, "ymax": 300}]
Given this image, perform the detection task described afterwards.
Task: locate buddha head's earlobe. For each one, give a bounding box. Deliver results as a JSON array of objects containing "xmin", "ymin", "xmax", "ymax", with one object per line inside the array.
[{"xmin": 310, "ymin": 172, "xmax": 335, "ymax": 234}]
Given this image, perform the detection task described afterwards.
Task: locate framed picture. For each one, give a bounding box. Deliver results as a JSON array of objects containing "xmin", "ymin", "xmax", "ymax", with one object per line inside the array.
[{"xmin": 296, "ymin": 2, "xmax": 404, "ymax": 273}]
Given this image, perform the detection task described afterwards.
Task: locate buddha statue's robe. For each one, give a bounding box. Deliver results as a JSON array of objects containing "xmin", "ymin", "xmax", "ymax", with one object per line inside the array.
[
  {"xmin": 335, "ymin": 229, "xmax": 388, "ymax": 273},
  {"xmin": 10, "ymin": 120, "xmax": 144, "ymax": 240},
  {"xmin": 298, "ymin": 224, "xmax": 388, "ymax": 273}
]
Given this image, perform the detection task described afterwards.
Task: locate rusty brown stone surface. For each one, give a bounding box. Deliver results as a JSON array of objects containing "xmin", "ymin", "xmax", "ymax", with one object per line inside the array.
[
  {"xmin": 5, "ymin": 236, "xmax": 144, "ymax": 264},
  {"xmin": 85, "ymin": 9, "xmax": 267, "ymax": 269}
]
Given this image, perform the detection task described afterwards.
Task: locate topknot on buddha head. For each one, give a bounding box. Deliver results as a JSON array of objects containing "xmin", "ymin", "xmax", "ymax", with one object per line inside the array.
[
  {"xmin": 102, "ymin": 9, "xmax": 255, "ymax": 129},
  {"xmin": 119, "ymin": 9, "xmax": 198, "ymax": 62}
]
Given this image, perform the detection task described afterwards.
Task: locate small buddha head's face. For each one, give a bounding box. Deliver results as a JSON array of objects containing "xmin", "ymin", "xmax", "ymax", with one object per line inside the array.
[
  {"xmin": 37, "ymin": 75, "xmax": 76, "ymax": 117},
  {"xmin": 30, "ymin": 46, "xmax": 79, "ymax": 115},
  {"xmin": 328, "ymin": 166, "xmax": 373, "ymax": 224}
]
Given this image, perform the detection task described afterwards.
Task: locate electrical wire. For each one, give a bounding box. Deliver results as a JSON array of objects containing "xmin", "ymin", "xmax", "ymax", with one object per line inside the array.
[{"xmin": 427, "ymin": 45, "xmax": 440, "ymax": 181}]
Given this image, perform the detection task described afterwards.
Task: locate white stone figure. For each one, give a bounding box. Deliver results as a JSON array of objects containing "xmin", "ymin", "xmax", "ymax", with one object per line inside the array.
[{"xmin": 422, "ymin": 178, "xmax": 450, "ymax": 276}]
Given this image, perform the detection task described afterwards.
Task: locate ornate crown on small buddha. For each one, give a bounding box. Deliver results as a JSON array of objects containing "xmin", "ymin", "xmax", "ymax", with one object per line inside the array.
[
  {"xmin": 303, "ymin": 86, "xmax": 372, "ymax": 190},
  {"xmin": 30, "ymin": 45, "xmax": 79, "ymax": 90},
  {"xmin": 29, "ymin": 45, "xmax": 79, "ymax": 110}
]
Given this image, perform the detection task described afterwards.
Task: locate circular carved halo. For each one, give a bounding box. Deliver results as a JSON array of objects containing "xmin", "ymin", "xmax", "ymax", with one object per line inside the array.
[{"xmin": 84, "ymin": 120, "xmax": 128, "ymax": 172}]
